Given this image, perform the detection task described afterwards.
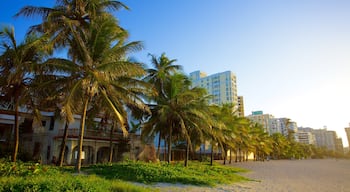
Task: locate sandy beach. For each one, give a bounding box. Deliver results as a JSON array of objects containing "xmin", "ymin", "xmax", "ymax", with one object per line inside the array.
[{"xmin": 154, "ymin": 159, "xmax": 350, "ymax": 192}]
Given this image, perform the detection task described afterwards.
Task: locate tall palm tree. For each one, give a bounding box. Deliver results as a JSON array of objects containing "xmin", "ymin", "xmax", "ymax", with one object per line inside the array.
[
  {"xmin": 143, "ymin": 53, "xmax": 182, "ymax": 158},
  {"xmin": 207, "ymin": 105, "xmax": 228, "ymax": 165},
  {"xmin": 15, "ymin": 0, "xmax": 128, "ymax": 48},
  {"xmin": 143, "ymin": 72, "xmax": 213, "ymax": 164},
  {"xmin": 41, "ymin": 14, "xmax": 149, "ymax": 172},
  {"xmin": 16, "ymin": 0, "xmax": 146, "ymax": 172},
  {"xmin": 174, "ymin": 87, "xmax": 212, "ymax": 166},
  {"xmin": 0, "ymin": 26, "xmax": 47, "ymax": 162},
  {"xmin": 144, "ymin": 53, "xmax": 182, "ymax": 98}
]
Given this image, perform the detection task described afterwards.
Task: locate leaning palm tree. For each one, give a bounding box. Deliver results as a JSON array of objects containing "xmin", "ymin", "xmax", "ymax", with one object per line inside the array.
[{"xmin": 0, "ymin": 26, "xmax": 47, "ymax": 162}]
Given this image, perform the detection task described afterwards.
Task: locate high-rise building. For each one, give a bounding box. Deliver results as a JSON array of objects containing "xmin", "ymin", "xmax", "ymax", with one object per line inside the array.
[
  {"xmin": 313, "ymin": 128, "xmax": 338, "ymax": 151},
  {"xmin": 335, "ymin": 138, "xmax": 344, "ymax": 154},
  {"xmin": 237, "ymin": 96, "xmax": 245, "ymax": 117},
  {"xmin": 296, "ymin": 131, "xmax": 315, "ymax": 145},
  {"xmin": 345, "ymin": 127, "xmax": 350, "ymax": 147},
  {"xmin": 189, "ymin": 70, "xmax": 238, "ymax": 106},
  {"xmin": 247, "ymin": 111, "xmax": 274, "ymax": 133}
]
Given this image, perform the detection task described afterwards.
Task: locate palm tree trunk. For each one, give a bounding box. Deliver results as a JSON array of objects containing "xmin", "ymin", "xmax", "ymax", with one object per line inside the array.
[
  {"xmin": 210, "ymin": 143, "xmax": 214, "ymax": 166},
  {"xmin": 76, "ymin": 97, "xmax": 89, "ymax": 173},
  {"xmin": 239, "ymin": 147, "xmax": 242, "ymax": 162},
  {"xmin": 235, "ymin": 149, "xmax": 238, "ymax": 162},
  {"xmin": 57, "ymin": 121, "xmax": 69, "ymax": 166},
  {"xmin": 184, "ymin": 141, "xmax": 189, "ymax": 167},
  {"xmin": 109, "ymin": 123, "xmax": 115, "ymax": 163},
  {"xmin": 156, "ymin": 130, "xmax": 161, "ymax": 159},
  {"xmin": 229, "ymin": 148, "xmax": 232, "ymax": 164},
  {"xmin": 223, "ymin": 145, "xmax": 226, "ymax": 165},
  {"xmin": 167, "ymin": 124, "xmax": 172, "ymax": 163},
  {"xmin": 12, "ymin": 100, "xmax": 19, "ymax": 162}
]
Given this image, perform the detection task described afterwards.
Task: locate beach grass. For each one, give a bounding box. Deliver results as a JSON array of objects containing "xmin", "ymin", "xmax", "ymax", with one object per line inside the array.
[
  {"xmin": 84, "ymin": 161, "xmax": 249, "ymax": 186},
  {"xmin": 0, "ymin": 159, "xmax": 249, "ymax": 191}
]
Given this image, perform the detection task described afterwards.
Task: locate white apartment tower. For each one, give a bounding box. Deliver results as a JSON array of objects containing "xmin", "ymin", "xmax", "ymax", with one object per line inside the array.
[{"xmin": 189, "ymin": 70, "xmax": 238, "ymax": 106}]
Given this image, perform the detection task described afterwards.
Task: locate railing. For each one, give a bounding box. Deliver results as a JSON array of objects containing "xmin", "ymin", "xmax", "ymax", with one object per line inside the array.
[{"xmin": 57, "ymin": 128, "xmax": 139, "ymax": 141}]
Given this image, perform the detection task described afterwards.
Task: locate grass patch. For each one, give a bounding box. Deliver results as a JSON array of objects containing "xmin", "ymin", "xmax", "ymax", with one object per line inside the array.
[
  {"xmin": 85, "ymin": 161, "xmax": 249, "ymax": 186},
  {"xmin": 0, "ymin": 159, "xmax": 153, "ymax": 192},
  {"xmin": 0, "ymin": 159, "xmax": 249, "ymax": 191}
]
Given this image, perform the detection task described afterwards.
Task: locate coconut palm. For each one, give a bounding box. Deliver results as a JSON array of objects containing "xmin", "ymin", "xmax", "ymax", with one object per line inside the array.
[
  {"xmin": 249, "ymin": 122, "xmax": 272, "ymax": 161},
  {"xmin": 41, "ymin": 15, "xmax": 148, "ymax": 172},
  {"xmin": 144, "ymin": 53, "xmax": 182, "ymax": 98},
  {"xmin": 143, "ymin": 53, "xmax": 182, "ymax": 158},
  {"xmin": 15, "ymin": 0, "xmax": 128, "ymax": 48},
  {"xmin": 0, "ymin": 26, "xmax": 47, "ymax": 162},
  {"xmin": 175, "ymin": 87, "xmax": 212, "ymax": 166},
  {"xmin": 207, "ymin": 105, "xmax": 228, "ymax": 165}
]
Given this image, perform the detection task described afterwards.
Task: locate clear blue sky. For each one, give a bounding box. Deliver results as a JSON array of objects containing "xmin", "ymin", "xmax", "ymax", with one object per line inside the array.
[{"xmin": 2, "ymin": 0, "xmax": 350, "ymax": 147}]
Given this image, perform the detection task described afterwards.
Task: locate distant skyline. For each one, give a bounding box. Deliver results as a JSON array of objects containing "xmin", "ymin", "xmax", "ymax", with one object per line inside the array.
[{"xmin": 1, "ymin": 0, "xmax": 350, "ymax": 147}]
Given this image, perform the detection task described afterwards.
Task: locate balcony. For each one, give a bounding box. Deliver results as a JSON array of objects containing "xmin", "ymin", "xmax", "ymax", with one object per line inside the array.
[{"xmin": 56, "ymin": 128, "xmax": 139, "ymax": 142}]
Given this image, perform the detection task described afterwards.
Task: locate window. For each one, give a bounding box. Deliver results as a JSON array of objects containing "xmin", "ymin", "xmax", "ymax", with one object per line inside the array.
[{"xmin": 49, "ymin": 117, "xmax": 55, "ymax": 130}]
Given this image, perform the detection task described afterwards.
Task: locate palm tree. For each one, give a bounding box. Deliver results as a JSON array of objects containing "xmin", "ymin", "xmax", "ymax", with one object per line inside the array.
[
  {"xmin": 143, "ymin": 53, "xmax": 182, "ymax": 159},
  {"xmin": 40, "ymin": 14, "xmax": 149, "ymax": 172},
  {"xmin": 144, "ymin": 53, "xmax": 182, "ymax": 98},
  {"xmin": 15, "ymin": 0, "xmax": 128, "ymax": 48},
  {"xmin": 207, "ymin": 105, "xmax": 228, "ymax": 165},
  {"xmin": 0, "ymin": 26, "xmax": 47, "ymax": 162},
  {"xmin": 249, "ymin": 122, "xmax": 272, "ymax": 161},
  {"xmin": 175, "ymin": 87, "xmax": 212, "ymax": 166},
  {"xmin": 143, "ymin": 72, "xmax": 213, "ymax": 165},
  {"xmin": 16, "ymin": 0, "xmax": 148, "ymax": 172}
]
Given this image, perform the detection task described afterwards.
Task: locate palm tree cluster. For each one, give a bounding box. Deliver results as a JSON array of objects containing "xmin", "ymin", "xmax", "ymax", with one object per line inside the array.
[{"xmin": 0, "ymin": 0, "xmax": 319, "ymax": 172}]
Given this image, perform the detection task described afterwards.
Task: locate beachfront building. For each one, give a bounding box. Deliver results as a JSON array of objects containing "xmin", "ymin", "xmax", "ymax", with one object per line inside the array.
[
  {"xmin": 298, "ymin": 127, "xmax": 344, "ymax": 153},
  {"xmin": 0, "ymin": 105, "xmax": 140, "ymax": 165},
  {"xmin": 313, "ymin": 128, "xmax": 338, "ymax": 151},
  {"xmin": 189, "ymin": 70, "xmax": 239, "ymax": 157},
  {"xmin": 296, "ymin": 131, "xmax": 315, "ymax": 145},
  {"xmin": 335, "ymin": 138, "xmax": 344, "ymax": 154},
  {"xmin": 246, "ymin": 111, "xmax": 275, "ymax": 134},
  {"xmin": 189, "ymin": 70, "xmax": 238, "ymax": 106},
  {"xmin": 345, "ymin": 126, "xmax": 350, "ymax": 147},
  {"xmin": 237, "ymin": 96, "xmax": 245, "ymax": 117}
]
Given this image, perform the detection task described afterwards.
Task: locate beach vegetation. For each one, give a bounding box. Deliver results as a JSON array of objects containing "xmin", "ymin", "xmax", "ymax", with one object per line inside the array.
[{"xmin": 0, "ymin": 158, "xmax": 249, "ymax": 191}]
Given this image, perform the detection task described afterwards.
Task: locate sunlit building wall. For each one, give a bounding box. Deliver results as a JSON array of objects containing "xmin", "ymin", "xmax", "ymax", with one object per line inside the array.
[
  {"xmin": 313, "ymin": 129, "xmax": 338, "ymax": 151},
  {"xmin": 246, "ymin": 111, "xmax": 275, "ymax": 134},
  {"xmin": 189, "ymin": 70, "xmax": 238, "ymax": 106},
  {"xmin": 296, "ymin": 131, "xmax": 315, "ymax": 145},
  {"xmin": 237, "ymin": 96, "xmax": 245, "ymax": 117},
  {"xmin": 345, "ymin": 127, "xmax": 350, "ymax": 147},
  {"xmin": 335, "ymin": 138, "xmax": 344, "ymax": 154}
]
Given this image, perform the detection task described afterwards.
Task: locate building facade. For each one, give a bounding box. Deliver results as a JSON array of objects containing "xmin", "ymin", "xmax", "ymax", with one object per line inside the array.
[
  {"xmin": 313, "ymin": 129, "xmax": 338, "ymax": 151},
  {"xmin": 189, "ymin": 70, "xmax": 238, "ymax": 106},
  {"xmin": 0, "ymin": 107, "xmax": 140, "ymax": 165},
  {"xmin": 237, "ymin": 96, "xmax": 245, "ymax": 117},
  {"xmin": 296, "ymin": 131, "xmax": 315, "ymax": 145},
  {"xmin": 246, "ymin": 111, "xmax": 274, "ymax": 134},
  {"xmin": 345, "ymin": 127, "xmax": 350, "ymax": 147}
]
